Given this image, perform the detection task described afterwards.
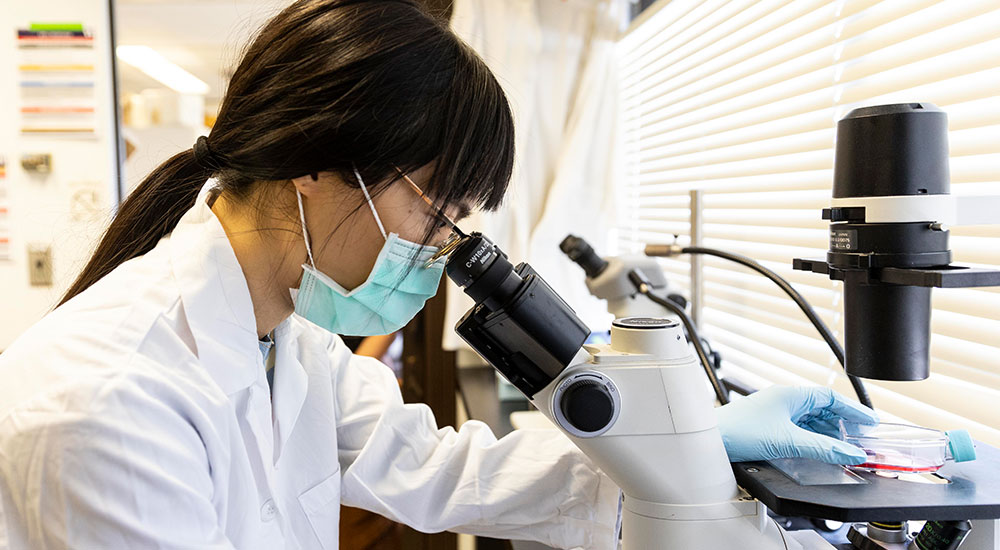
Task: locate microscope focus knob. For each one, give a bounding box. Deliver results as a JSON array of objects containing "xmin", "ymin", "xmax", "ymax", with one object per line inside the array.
[
  {"xmin": 561, "ymin": 381, "xmax": 613, "ymax": 432},
  {"xmin": 553, "ymin": 372, "xmax": 620, "ymax": 437}
]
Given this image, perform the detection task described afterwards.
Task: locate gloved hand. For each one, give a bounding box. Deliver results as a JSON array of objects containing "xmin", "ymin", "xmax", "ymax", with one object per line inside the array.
[{"xmin": 715, "ymin": 386, "xmax": 878, "ymax": 464}]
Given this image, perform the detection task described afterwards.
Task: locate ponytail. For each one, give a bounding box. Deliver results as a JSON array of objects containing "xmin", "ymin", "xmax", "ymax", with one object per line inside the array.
[{"xmin": 59, "ymin": 150, "xmax": 211, "ymax": 305}]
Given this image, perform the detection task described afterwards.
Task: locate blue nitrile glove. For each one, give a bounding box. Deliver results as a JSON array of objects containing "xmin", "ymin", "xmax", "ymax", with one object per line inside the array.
[{"xmin": 715, "ymin": 386, "xmax": 879, "ymax": 464}]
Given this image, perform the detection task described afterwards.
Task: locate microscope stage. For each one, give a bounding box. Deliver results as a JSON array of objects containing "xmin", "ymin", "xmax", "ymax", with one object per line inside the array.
[{"xmin": 734, "ymin": 440, "xmax": 1000, "ymax": 522}]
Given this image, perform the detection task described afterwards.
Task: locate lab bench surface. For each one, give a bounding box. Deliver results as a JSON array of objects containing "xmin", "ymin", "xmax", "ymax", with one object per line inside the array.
[{"xmin": 455, "ymin": 366, "xmax": 556, "ymax": 550}]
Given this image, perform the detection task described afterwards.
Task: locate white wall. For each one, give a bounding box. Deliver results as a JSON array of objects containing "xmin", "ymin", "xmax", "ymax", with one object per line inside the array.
[
  {"xmin": 0, "ymin": 0, "xmax": 119, "ymax": 349},
  {"xmin": 123, "ymin": 123, "xmax": 202, "ymax": 194}
]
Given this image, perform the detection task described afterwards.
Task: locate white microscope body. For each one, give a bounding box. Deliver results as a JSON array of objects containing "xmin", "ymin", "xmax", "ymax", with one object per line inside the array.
[
  {"xmin": 585, "ymin": 256, "xmax": 674, "ymax": 319},
  {"xmin": 528, "ymin": 317, "xmax": 832, "ymax": 550},
  {"xmin": 559, "ymin": 234, "xmax": 677, "ymax": 319}
]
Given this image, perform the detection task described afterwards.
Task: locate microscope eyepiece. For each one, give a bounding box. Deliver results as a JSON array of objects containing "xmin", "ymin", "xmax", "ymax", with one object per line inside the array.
[
  {"xmin": 445, "ymin": 234, "xmax": 523, "ymax": 310},
  {"xmin": 560, "ymin": 235, "xmax": 609, "ymax": 279},
  {"xmin": 445, "ymin": 235, "xmax": 498, "ymax": 288}
]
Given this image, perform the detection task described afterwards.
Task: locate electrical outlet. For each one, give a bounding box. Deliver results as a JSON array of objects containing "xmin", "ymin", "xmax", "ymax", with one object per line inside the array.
[{"xmin": 28, "ymin": 246, "xmax": 53, "ymax": 286}]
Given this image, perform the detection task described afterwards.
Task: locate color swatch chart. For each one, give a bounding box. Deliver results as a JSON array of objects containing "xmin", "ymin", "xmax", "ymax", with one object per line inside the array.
[{"xmin": 17, "ymin": 23, "xmax": 96, "ymax": 137}]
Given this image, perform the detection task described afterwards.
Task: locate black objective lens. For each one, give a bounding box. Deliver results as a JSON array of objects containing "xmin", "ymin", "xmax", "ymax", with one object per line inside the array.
[
  {"xmin": 909, "ymin": 520, "xmax": 972, "ymax": 550},
  {"xmin": 560, "ymin": 235, "xmax": 609, "ymax": 279}
]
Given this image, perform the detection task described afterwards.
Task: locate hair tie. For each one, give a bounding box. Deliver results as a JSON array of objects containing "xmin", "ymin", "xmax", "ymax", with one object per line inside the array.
[{"xmin": 192, "ymin": 136, "xmax": 221, "ymax": 170}]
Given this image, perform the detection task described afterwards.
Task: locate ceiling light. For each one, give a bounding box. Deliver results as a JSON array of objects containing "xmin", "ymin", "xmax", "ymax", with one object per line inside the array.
[{"xmin": 116, "ymin": 45, "xmax": 210, "ymax": 95}]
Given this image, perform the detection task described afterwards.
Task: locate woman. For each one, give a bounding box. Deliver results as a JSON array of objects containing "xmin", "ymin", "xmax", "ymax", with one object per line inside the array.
[{"xmin": 0, "ymin": 1, "xmax": 875, "ymax": 548}]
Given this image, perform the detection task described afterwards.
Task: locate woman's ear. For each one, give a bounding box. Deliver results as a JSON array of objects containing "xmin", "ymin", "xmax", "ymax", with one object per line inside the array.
[
  {"xmin": 291, "ymin": 171, "xmax": 352, "ymax": 199},
  {"xmin": 290, "ymin": 173, "xmax": 323, "ymax": 198}
]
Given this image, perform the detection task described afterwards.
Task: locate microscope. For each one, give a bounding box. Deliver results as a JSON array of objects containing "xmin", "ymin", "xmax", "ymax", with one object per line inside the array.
[
  {"xmin": 440, "ymin": 103, "xmax": 1000, "ymax": 549},
  {"xmin": 444, "ymin": 232, "xmax": 829, "ymax": 549}
]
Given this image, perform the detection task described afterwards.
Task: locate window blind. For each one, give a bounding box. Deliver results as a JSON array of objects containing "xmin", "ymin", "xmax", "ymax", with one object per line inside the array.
[{"xmin": 616, "ymin": 0, "xmax": 1000, "ymax": 446}]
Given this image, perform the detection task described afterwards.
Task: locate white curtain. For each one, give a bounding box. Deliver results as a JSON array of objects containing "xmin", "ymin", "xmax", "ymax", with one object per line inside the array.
[{"xmin": 444, "ymin": 0, "xmax": 625, "ymax": 350}]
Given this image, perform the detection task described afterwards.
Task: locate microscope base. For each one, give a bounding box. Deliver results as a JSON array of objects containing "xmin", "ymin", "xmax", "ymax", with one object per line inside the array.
[{"xmin": 621, "ymin": 496, "xmax": 834, "ymax": 550}]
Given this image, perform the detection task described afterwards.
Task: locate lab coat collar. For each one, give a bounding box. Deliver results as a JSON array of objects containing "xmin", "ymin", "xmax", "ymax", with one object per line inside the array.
[{"xmin": 169, "ymin": 178, "xmax": 262, "ymax": 395}]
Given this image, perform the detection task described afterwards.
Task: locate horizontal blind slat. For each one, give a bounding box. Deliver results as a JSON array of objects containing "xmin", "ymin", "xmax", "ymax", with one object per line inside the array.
[
  {"xmin": 627, "ymin": 0, "xmax": 886, "ymax": 111},
  {"xmin": 622, "ymin": 0, "xmax": 752, "ymax": 82},
  {"xmin": 622, "ymin": 1, "xmax": 836, "ymax": 92},
  {"xmin": 630, "ymin": 10, "xmax": 1000, "ymax": 133}
]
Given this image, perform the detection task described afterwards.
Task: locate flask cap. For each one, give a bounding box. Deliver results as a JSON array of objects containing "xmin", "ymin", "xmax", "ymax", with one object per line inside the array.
[{"xmin": 946, "ymin": 429, "xmax": 977, "ymax": 463}]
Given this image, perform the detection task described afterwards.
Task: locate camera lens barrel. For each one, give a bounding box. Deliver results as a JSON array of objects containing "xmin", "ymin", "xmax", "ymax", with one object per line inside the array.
[
  {"xmin": 834, "ymin": 103, "xmax": 949, "ymax": 199},
  {"xmin": 829, "ymin": 103, "xmax": 951, "ymax": 381}
]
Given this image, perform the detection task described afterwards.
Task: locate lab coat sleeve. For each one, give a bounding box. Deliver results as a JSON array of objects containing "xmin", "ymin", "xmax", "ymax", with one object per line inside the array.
[
  {"xmin": 0, "ymin": 375, "xmax": 234, "ymax": 550},
  {"xmin": 333, "ymin": 348, "xmax": 621, "ymax": 550}
]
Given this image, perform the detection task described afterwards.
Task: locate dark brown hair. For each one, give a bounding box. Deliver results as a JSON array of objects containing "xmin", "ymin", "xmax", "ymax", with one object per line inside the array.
[{"xmin": 61, "ymin": 0, "xmax": 514, "ymax": 305}]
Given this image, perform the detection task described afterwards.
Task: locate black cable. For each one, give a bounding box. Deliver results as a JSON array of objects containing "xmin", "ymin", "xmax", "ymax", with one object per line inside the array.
[
  {"xmin": 627, "ymin": 269, "xmax": 731, "ymax": 405},
  {"xmin": 672, "ymin": 246, "xmax": 872, "ymax": 409},
  {"xmin": 697, "ymin": 332, "xmax": 755, "ymax": 396},
  {"xmin": 721, "ymin": 377, "xmax": 755, "ymax": 398}
]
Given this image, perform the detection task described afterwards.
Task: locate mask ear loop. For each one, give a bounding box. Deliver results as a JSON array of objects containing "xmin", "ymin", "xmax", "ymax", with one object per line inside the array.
[
  {"xmin": 296, "ymin": 190, "xmax": 316, "ymax": 268},
  {"xmin": 354, "ymin": 166, "xmax": 388, "ymax": 240}
]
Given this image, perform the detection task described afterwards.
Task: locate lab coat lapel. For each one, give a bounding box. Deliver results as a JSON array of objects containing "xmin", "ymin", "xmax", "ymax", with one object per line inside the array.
[
  {"xmin": 272, "ymin": 319, "xmax": 309, "ymax": 464},
  {"xmin": 168, "ymin": 180, "xmax": 261, "ymax": 396}
]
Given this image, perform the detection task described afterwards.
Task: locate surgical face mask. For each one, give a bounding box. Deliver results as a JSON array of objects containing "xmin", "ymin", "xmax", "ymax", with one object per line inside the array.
[{"xmin": 292, "ymin": 168, "xmax": 446, "ymax": 336}]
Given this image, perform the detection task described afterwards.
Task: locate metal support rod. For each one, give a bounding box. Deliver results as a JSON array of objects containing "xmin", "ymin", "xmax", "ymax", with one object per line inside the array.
[
  {"xmin": 107, "ymin": 0, "xmax": 125, "ymax": 205},
  {"xmin": 689, "ymin": 189, "xmax": 704, "ymax": 329}
]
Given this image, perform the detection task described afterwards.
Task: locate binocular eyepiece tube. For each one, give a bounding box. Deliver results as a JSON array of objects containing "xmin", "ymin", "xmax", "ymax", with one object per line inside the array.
[{"xmin": 444, "ymin": 233, "xmax": 590, "ymax": 397}]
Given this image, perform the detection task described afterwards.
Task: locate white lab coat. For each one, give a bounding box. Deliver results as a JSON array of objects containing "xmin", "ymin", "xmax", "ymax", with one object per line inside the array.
[{"xmin": 0, "ymin": 181, "xmax": 621, "ymax": 549}]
